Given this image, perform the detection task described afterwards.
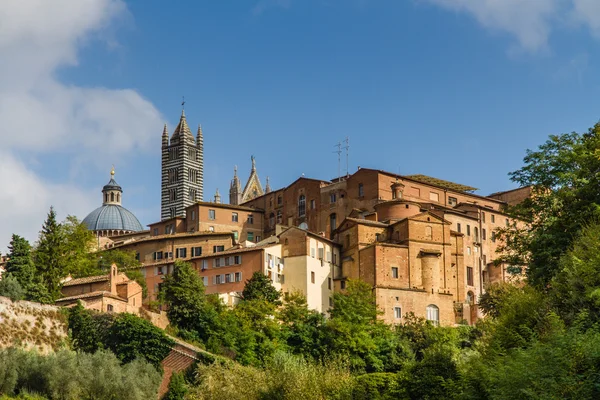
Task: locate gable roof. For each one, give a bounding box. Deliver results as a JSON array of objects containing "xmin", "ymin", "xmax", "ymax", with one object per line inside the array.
[{"xmin": 62, "ymin": 275, "xmax": 109, "ymax": 287}]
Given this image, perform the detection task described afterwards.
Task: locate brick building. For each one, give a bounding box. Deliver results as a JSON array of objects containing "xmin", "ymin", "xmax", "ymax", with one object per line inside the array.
[{"xmin": 57, "ymin": 264, "xmax": 143, "ymax": 314}]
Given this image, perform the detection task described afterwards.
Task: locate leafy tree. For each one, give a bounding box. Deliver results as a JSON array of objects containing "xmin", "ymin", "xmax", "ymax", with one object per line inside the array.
[
  {"xmin": 68, "ymin": 302, "xmax": 111, "ymax": 353},
  {"xmin": 160, "ymin": 261, "xmax": 219, "ymax": 342},
  {"xmin": 106, "ymin": 313, "xmax": 174, "ymax": 368},
  {"xmin": 34, "ymin": 207, "xmax": 65, "ymax": 300},
  {"xmin": 162, "ymin": 372, "xmax": 188, "ymax": 400},
  {"xmin": 0, "ymin": 275, "xmax": 24, "ymax": 301},
  {"xmin": 60, "ymin": 215, "xmax": 97, "ymax": 277},
  {"xmin": 241, "ymin": 271, "xmax": 281, "ymax": 305},
  {"xmin": 97, "ymin": 249, "xmax": 147, "ymax": 297},
  {"xmin": 498, "ymin": 125, "xmax": 600, "ymax": 286},
  {"xmin": 279, "ymin": 292, "xmax": 327, "ymax": 360},
  {"xmin": 5, "ymin": 235, "xmax": 36, "ymax": 296}
]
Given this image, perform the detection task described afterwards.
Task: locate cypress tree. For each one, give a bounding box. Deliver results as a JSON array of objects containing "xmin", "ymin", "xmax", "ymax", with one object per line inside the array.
[
  {"xmin": 34, "ymin": 206, "xmax": 65, "ymax": 301},
  {"xmin": 5, "ymin": 234, "xmax": 48, "ymax": 302}
]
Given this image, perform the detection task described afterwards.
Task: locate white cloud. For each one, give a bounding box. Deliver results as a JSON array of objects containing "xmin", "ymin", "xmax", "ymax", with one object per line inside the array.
[
  {"xmin": 0, "ymin": 0, "xmax": 163, "ymax": 250},
  {"xmin": 424, "ymin": 0, "xmax": 600, "ymax": 52}
]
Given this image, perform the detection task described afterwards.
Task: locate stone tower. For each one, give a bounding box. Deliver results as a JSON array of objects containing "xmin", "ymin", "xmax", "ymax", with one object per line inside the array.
[{"xmin": 161, "ymin": 110, "xmax": 204, "ymax": 220}]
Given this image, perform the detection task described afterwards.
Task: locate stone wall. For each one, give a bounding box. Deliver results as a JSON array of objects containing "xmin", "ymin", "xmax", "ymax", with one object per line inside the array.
[{"xmin": 0, "ymin": 296, "xmax": 68, "ymax": 354}]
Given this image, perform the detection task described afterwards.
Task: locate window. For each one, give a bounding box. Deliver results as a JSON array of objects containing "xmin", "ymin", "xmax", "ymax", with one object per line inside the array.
[
  {"xmin": 165, "ymin": 251, "xmax": 173, "ymax": 259},
  {"xmin": 328, "ymin": 278, "xmax": 332, "ymax": 290},
  {"xmin": 135, "ymin": 252, "xmax": 140, "ymax": 261},
  {"xmin": 215, "ymin": 274, "xmax": 222, "ymax": 284},
  {"xmin": 232, "ymin": 212, "xmax": 238, "ymax": 222},
  {"xmin": 310, "ymin": 199, "xmax": 316, "ymax": 209},
  {"xmin": 318, "ymin": 247, "xmax": 324, "ymax": 260},
  {"xmin": 225, "ymin": 273, "xmax": 231, "ymax": 283},
  {"xmin": 467, "ymin": 225, "xmax": 471, "ymax": 236},
  {"xmin": 169, "ymin": 189, "xmax": 177, "ymax": 201},
  {"xmin": 482, "ymin": 212, "xmax": 486, "ymax": 223},
  {"xmin": 358, "ymin": 183, "xmax": 364, "ymax": 197},
  {"xmin": 234, "ymin": 255, "xmax": 242, "ymax": 264},
  {"xmin": 107, "ymin": 304, "xmax": 114, "ymax": 313},
  {"xmin": 269, "ymin": 213, "xmax": 275, "ymax": 228},
  {"xmin": 491, "ymin": 214, "xmax": 495, "ymax": 223},
  {"xmin": 329, "ymin": 297, "xmax": 333, "ymax": 307},
  {"xmin": 235, "ymin": 272, "xmax": 242, "ymax": 282},
  {"xmin": 491, "ymin": 232, "xmax": 496, "ymax": 242},
  {"xmin": 277, "ymin": 210, "xmax": 282, "ymax": 224},
  {"xmin": 474, "ymin": 227, "xmax": 479, "ymax": 241},
  {"xmin": 482, "ymin": 229, "xmax": 487, "ymax": 240},
  {"xmin": 191, "ymin": 210, "xmax": 196, "ymax": 221},
  {"xmin": 111, "ymin": 192, "xmax": 115, "ymax": 202},
  {"xmin": 310, "ymin": 247, "xmax": 316, "ymax": 258},
  {"xmin": 298, "ymin": 195, "xmax": 306, "ymax": 217},
  {"xmin": 200, "ymin": 260, "xmax": 208, "ymax": 270},
  {"xmin": 340, "ymin": 280, "xmax": 346, "ymax": 289},
  {"xmin": 426, "ymin": 304, "xmax": 440, "ymax": 326},
  {"xmin": 247, "ymin": 232, "xmax": 254, "ymax": 242},
  {"xmin": 467, "ymin": 266, "xmax": 474, "ymax": 286},
  {"xmin": 233, "ymin": 231, "xmax": 239, "ymax": 241},
  {"xmin": 153, "ymin": 228, "xmax": 158, "ymax": 236},
  {"xmin": 192, "ymin": 247, "xmax": 202, "ymax": 257},
  {"xmin": 208, "ymin": 209, "xmax": 216, "ymax": 220},
  {"xmin": 176, "ymin": 248, "xmax": 187, "ymax": 258},
  {"xmin": 170, "ymin": 207, "xmax": 177, "ymax": 218},
  {"xmin": 467, "ymin": 246, "xmax": 471, "ymax": 255},
  {"xmin": 391, "ymin": 267, "xmax": 399, "ymax": 279},
  {"xmin": 330, "ymin": 193, "xmax": 337, "ymax": 203},
  {"xmin": 456, "ymin": 223, "xmax": 461, "ymax": 233},
  {"xmin": 394, "ymin": 307, "xmax": 402, "ymax": 319},
  {"xmin": 311, "ymin": 271, "xmax": 315, "ymax": 284},
  {"xmin": 188, "ymin": 189, "xmax": 196, "ymax": 201},
  {"xmin": 277, "ymin": 195, "xmax": 282, "ymax": 205},
  {"xmin": 213, "ymin": 245, "xmax": 225, "ymax": 253},
  {"xmin": 429, "ymin": 192, "xmax": 439, "ymax": 202},
  {"xmin": 248, "ymin": 214, "xmax": 254, "ymax": 224},
  {"xmin": 153, "ymin": 251, "xmax": 163, "ymax": 260},
  {"xmin": 202, "ymin": 276, "xmax": 208, "ymax": 286},
  {"xmin": 466, "ymin": 291, "xmax": 474, "ymax": 305},
  {"xmin": 329, "ymin": 213, "xmax": 337, "ymax": 232},
  {"xmin": 448, "ymin": 197, "xmax": 457, "ymax": 206},
  {"xmin": 256, "ymin": 236, "xmax": 261, "ymax": 242}
]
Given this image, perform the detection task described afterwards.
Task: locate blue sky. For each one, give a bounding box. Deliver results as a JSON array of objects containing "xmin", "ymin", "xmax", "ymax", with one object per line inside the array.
[{"xmin": 3, "ymin": 0, "xmax": 600, "ymax": 248}]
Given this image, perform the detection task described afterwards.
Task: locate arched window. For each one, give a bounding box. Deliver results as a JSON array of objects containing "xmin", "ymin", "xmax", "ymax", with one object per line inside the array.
[
  {"xmin": 277, "ymin": 210, "xmax": 282, "ymax": 224},
  {"xmin": 426, "ymin": 304, "xmax": 439, "ymax": 326},
  {"xmin": 110, "ymin": 192, "xmax": 115, "ymax": 202},
  {"xmin": 116, "ymin": 193, "xmax": 120, "ymax": 203},
  {"xmin": 104, "ymin": 193, "xmax": 108, "ymax": 203},
  {"xmin": 466, "ymin": 291, "xmax": 475, "ymax": 305},
  {"xmin": 425, "ymin": 226, "xmax": 432, "ymax": 240},
  {"xmin": 269, "ymin": 213, "xmax": 275, "ymax": 228},
  {"xmin": 298, "ymin": 195, "xmax": 306, "ymax": 217}
]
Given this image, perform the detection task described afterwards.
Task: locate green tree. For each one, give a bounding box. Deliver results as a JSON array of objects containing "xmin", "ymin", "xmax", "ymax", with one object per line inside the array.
[
  {"xmin": 60, "ymin": 215, "xmax": 97, "ymax": 277},
  {"xmin": 160, "ymin": 261, "xmax": 219, "ymax": 342},
  {"xmin": 34, "ymin": 207, "xmax": 65, "ymax": 300},
  {"xmin": 279, "ymin": 292, "xmax": 327, "ymax": 360},
  {"xmin": 241, "ymin": 271, "xmax": 281, "ymax": 305},
  {"xmin": 0, "ymin": 275, "xmax": 24, "ymax": 301},
  {"xmin": 498, "ymin": 125, "xmax": 600, "ymax": 286},
  {"xmin": 106, "ymin": 313, "xmax": 174, "ymax": 368},
  {"xmin": 162, "ymin": 372, "xmax": 188, "ymax": 400},
  {"xmin": 5, "ymin": 234, "xmax": 48, "ymax": 302}
]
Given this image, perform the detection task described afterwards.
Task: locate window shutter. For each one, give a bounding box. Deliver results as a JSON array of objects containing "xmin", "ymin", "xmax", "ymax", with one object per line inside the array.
[
  {"xmin": 212, "ymin": 276, "xmax": 216, "ymax": 284},
  {"xmin": 154, "ymin": 267, "xmax": 158, "ymax": 276}
]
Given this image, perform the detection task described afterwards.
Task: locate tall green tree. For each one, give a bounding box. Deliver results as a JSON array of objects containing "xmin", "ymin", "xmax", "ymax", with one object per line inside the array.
[
  {"xmin": 4, "ymin": 234, "xmax": 48, "ymax": 302},
  {"xmin": 34, "ymin": 206, "xmax": 65, "ymax": 301},
  {"xmin": 497, "ymin": 124, "xmax": 600, "ymax": 286},
  {"xmin": 61, "ymin": 215, "xmax": 96, "ymax": 277},
  {"xmin": 241, "ymin": 271, "xmax": 281, "ymax": 305},
  {"xmin": 160, "ymin": 261, "xmax": 219, "ymax": 342}
]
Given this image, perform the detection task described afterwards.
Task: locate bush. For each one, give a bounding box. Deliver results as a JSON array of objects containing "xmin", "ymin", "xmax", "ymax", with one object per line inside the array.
[
  {"xmin": 352, "ymin": 373, "xmax": 400, "ymax": 400},
  {"xmin": 0, "ymin": 348, "xmax": 161, "ymax": 400},
  {"xmin": 0, "ymin": 275, "xmax": 25, "ymax": 301}
]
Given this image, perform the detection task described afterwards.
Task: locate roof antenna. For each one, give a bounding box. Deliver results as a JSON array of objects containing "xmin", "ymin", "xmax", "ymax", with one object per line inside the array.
[
  {"xmin": 333, "ymin": 142, "xmax": 342, "ymax": 181},
  {"xmin": 343, "ymin": 137, "xmax": 350, "ymax": 178}
]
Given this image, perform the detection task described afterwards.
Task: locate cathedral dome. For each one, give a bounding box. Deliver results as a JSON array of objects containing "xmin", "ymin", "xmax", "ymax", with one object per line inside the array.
[
  {"xmin": 83, "ymin": 204, "xmax": 143, "ymax": 232},
  {"xmin": 83, "ymin": 168, "xmax": 144, "ymax": 236}
]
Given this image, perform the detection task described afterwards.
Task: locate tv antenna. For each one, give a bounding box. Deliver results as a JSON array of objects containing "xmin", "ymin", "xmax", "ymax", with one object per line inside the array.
[{"xmin": 334, "ymin": 142, "xmax": 342, "ymax": 181}]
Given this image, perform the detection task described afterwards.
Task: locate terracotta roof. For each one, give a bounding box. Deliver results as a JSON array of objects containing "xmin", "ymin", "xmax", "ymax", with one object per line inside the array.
[
  {"xmin": 192, "ymin": 244, "xmax": 276, "ymax": 259},
  {"xmin": 62, "ymin": 275, "xmax": 109, "ymax": 287},
  {"xmin": 344, "ymin": 218, "xmax": 389, "ymax": 228},
  {"xmin": 278, "ymin": 226, "xmax": 340, "ymax": 246},
  {"xmin": 56, "ymin": 291, "xmax": 125, "ymax": 303},
  {"xmin": 405, "ymin": 174, "xmax": 478, "ymax": 192},
  {"xmin": 113, "ymin": 231, "xmax": 234, "ymax": 247},
  {"xmin": 191, "ymin": 201, "xmax": 264, "ymax": 213},
  {"xmin": 488, "ymin": 186, "xmax": 532, "ymax": 197}
]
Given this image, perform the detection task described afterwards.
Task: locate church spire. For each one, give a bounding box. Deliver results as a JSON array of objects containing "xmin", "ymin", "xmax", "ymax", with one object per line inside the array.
[
  {"xmin": 265, "ymin": 176, "xmax": 272, "ymax": 193},
  {"xmin": 251, "ymin": 155, "xmax": 256, "ymax": 172},
  {"xmin": 229, "ymin": 165, "xmax": 242, "ymax": 205},
  {"xmin": 197, "ymin": 124, "xmax": 203, "ymax": 147},
  {"xmin": 162, "ymin": 124, "xmax": 169, "ymax": 147},
  {"xmin": 214, "ymin": 188, "xmax": 221, "ymax": 204}
]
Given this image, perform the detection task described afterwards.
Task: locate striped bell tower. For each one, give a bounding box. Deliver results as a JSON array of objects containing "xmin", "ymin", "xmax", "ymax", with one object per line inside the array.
[{"xmin": 161, "ymin": 110, "xmax": 204, "ymax": 220}]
